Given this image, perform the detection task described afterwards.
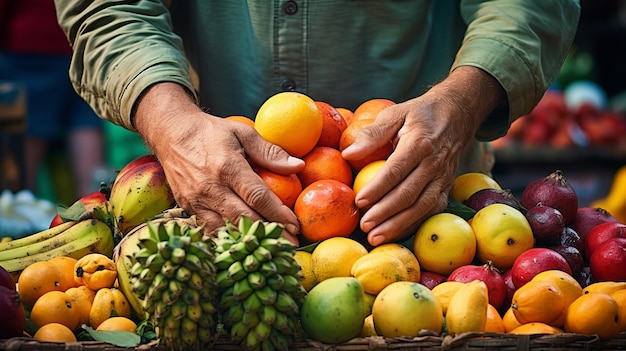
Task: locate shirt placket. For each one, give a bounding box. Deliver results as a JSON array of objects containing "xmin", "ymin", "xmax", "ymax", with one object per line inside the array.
[{"xmin": 274, "ymin": 0, "xmax": 307, "ymax": 93}]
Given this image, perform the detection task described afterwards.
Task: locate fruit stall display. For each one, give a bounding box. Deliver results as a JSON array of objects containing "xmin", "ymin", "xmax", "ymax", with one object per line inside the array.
[{"xmin": 1, "ymin": 92, "xmax": 626, "ymax": 351}]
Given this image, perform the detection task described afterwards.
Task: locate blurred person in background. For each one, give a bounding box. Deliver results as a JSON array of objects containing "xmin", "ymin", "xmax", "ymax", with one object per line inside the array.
[{"xmin": 0, "ymin": 0, "xmax": 105, "ymax": 201}]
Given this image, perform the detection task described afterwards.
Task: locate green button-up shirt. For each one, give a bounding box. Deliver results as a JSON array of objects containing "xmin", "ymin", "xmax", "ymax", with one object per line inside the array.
[{"xmin": 55, "ymin": 0, "xmax": 580, "ymax": 172}]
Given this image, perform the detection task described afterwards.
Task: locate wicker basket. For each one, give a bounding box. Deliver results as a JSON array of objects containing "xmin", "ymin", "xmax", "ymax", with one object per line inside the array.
[{"xmin": 2, "ymin": 332, "xmax": 626, "ymax": 351}]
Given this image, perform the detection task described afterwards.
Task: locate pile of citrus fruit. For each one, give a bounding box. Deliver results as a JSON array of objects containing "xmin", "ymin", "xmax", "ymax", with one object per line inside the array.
[
  {"xmin": 229, "ymin": 92, "xmax": 396, "ymax": 243},
  {"xmin": 17, "ymin": 253, "xmax": 135, "ymax": 342}
]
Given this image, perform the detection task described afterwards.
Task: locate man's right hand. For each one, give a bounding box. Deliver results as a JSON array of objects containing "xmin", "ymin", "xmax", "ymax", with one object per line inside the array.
[{"xmin": 133, "ymin": 83, "xmax": 304, "ymax": 243}]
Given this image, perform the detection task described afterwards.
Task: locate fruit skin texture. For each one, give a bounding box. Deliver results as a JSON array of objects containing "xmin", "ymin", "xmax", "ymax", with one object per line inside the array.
[
  {"xmin": 570, "ymin": 207, "xmax": 618, "ymax": 243},
  {"xmin": 89, "ymin": 287, "xmax": 131, "ymax": 329},
  {"xmin": 564, "ymin": 292, "xmax": 620, "ymax": 340},
  {"xmin": 373, "ymin": 281, "xmax": 442, "ymax": 337},
  {"xmin": 419, "ymin": 271, "xmax": 447, "ymax": 290},
  {"xmin": 520, "ymin": 170, "xmax": 578, "ymax": 226},
  {"xmin": 584, "ymin": 222, "xmax": 626, "ymax": 262},
  {"xmin": 33, "ymin": 322, "xmax": 77, "ymax": 342},
  {"xmin": 350, "ymin": 252, "xmax": 409, "ymax": 295},
  {"xmin": 512, "ymin": 280, "xmax": 566, "ymax": 327},
  {"xmin": 447, "ymin": 262, "xmax": 506, "ymax": 310},
  {"xmin": 15, "ymin": 260, "xmax": 64, "ymax": 307},
  {"xmin": 294, "ymin": 179, "xmax": 359, "ymax": 242},
  {"xmin": 369, "ymin": 243, "xmax": 421, "ymax": 283},
  {"xmin": 255, "ymin": 92, "xmax": 323, "ymax": 157},
  {"xmin": 311, "ymin": 237, "xmax": 368, "ymax": 282},
  {"xmin": 525, "ymin": 204, "xmax": 564, "ymax": 246},
  {"xmin": 300, "ymin": 277, "xmax": 366, "ymax": 343},
  {"xmin": 30, "ymin": 290, "xmax": 81, "ymax": 331},
  {"xmin": 314, "ymin": 101, "xmax": 348, "ymax": 149},
  {"xmin": 0, "ymin": 285, "xmax": 26, "ymax": 338},
  {"xmin": 446, "ymin": 280, "xmax": 489, "ymax": 334},
  {"xmin": 510, "ymin": 247, "xmax": 572, "ymax": 289},
  {"xmin": 471, "ymin": 203, "xmax": 535, "ymax": 271},
  {"xmin": 109, "ymin": 160, "xmax": 175, "ymax": 236},
  {"xmin": 413, "ymin": 212, "xmax": 476, "ymax": 276},
  {"xmin": 74, "ymin": 253, "xmax": 117, "ymax": 290},
  {"xmin": 589, "ymin": 237, "xmax": 626, "ymax": 281}
]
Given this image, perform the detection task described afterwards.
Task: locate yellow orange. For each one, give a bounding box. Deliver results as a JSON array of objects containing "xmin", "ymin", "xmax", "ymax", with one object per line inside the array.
[
  {"xmin": 225, "ymin": 115, "xmax": 255, "ymax": 127},
  {"xmin": 311, "ymin": 237, "xmax": 368, "ymax": 282},
  {"xmin": 30, "ymin": 291, "xmax": 81, "ymax": 331},
  {"xmin": 48, "ymin": 256, "xmax": 81, "ymax": 291},
  {"xmin": 96, "ymin": 316, "xmax": 137, "ymax": 333},
  {"xmin": 33, "ymin": 323, "xmax": 77, "ymax": 342},
  {"xmin": 255, "ymin": 92, "xmax": 323, "ymax": 157},
  {"xmin": 352, "ymin": 160, "xmax": 385, "ymax": 196},
  {"xmin": 450, "ymin": 172, "xmax": 502, "ymax": 203},
  {"xmin": 65, "ymin": 285, "xmax": 96, "ymax": 326},
  {"xmin": 503, "ymin": 306, "xmax": 522, "ymax": 332},
  {"xmin": 369, "ymin": 243, "xmax": 420, "ymax": 283},
  {"xmin": 564, "ymin": 292, "xmax": 620, "ymax": 340},
  {"xmin": 511, "ymin": 280, "xmax": 566, "ymax": 327},
  {"xmin": 17, "ymin": 261, "xmax": 64, "ymax": 307},
  {"xmin": 509, "ymin": 322, "xmax": 563, "ymax": 335},
  {"xmin": 350, "ymin": 252, "xmax": 409, "ymax": 295}
]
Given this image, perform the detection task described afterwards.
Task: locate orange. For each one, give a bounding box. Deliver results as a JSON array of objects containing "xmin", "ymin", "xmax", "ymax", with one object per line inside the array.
[
  {"xmin": 511, "ymin": 280, "xmax": 566, "ymax": 327},
  {"xmin": 30, "ymin": 290, "xmax": 81, "ymax": 331},
  {"xmin": 48, "ymin": 256, "xmax": 81, "ymax": 291},
  {"xmin": 17, "ymin": 261, "xmax": 64, "ymax": 307},
  {"xmin": 353, "ymin": 160, "xmax": 385, "ymax": 195},
  {"xmin": 314, "ymin": 101, "xmax": 348, "ymax": 149},
  {"xmin": 89, "ymin": 287, "xmax": 132, "ymax": 329},
  {"xmin": 484, "ymin": 303, "xmax": 505, "ymax": 333},
  {"xmin": 294, "ymin": 179, "xmax": 360, "ymax": 242},
  {"xmin": 225, "ymin": 115, "xmax": 255, "ymax": 127},
  {"xmin": 33, "ymin": 322, "xmax": 77, "ymax": 342},
  {"xmin": 298, "ymin": 146, "xmax": 353, "ymax": 188},
  {"xmin": 96, "ymin": 316, "xmax": 137, "ymax": 333},
  {"xmin": 339, "ymin": 118, "xmax": 393, "ymax": 171},
  {"xmin": 352, "ymin": 98, "xmax": 395, "ymax": 123},
  {"xmin": 509, "ymin": 322, "xmax": 563, "ymax": 335},
  {"xmin": 255, "ymin": 92, "xmax": 323, "ymax": 157},
  {"xmin": 311, "ymin": 236, "xmax": 368, "ymax": 282},
  {"xmin": 255, "ymin": 167, "xmax": 302, "ymax": 209},
  {"xmin": 65, "ymin": 285, "xmax": 96, "ymax": 326},
  {"xmin": 564, "ymin": 292, "xmax": 620, "ymax": 340},
  {"xmin": 336, "ymin": 108, "xmax": 355, "ymax": 126},
  {"xmin": 450, "ymin": 172, "xmax": 502, "ymax": 203},
  {"xmin": 502, "ymin": 306, "xmax": 522, "ymax": 332}
]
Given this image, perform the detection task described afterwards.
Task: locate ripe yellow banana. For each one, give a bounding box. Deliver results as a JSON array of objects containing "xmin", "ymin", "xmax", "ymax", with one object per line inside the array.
[
  {"xmin": 445, "ymin": 280, "xmax": 489, "ymax": 334},
  {"xmin": 113, "ymin": 225, "xmax": 146, "ymax": 318},
  {"xmin": 0, "ymin": 221, "xmax": 76, "ymax": 252},
  {"xmin": 0, "ymin": 219, "xmax": 114, "ymax": 281},
  {"xmin": 0, "ymin": 220, "xmax": 103, "ymax": 261},
  {"xmin": 108, "ymin": 160, "xmax": 175, "ymax": 236}
]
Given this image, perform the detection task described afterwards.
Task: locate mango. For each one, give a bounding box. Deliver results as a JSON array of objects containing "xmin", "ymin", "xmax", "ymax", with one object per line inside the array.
[{"xmin": 300, "ymin": 277, "xmax": 366, "ymax": 343}]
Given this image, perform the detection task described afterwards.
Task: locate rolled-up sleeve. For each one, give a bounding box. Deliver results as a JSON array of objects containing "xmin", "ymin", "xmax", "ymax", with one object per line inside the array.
[
  {"xmin": 54, "ymin": 0, "xmax": 197, "ymax": 130},
  {"xmin": 454, "ymin": 0, "xmax": 580, "ymax": 140}
]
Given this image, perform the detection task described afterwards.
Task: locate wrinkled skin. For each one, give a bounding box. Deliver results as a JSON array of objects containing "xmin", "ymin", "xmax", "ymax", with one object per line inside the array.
[{"xmin": 135, "ymin": 66, "xmax": 505, "ymax": 246}]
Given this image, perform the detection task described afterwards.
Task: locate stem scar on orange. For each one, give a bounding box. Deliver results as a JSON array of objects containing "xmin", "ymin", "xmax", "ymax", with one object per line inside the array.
[{"xmin": 294, "ymin": 179, "xmax": 360, "ymax": 242}]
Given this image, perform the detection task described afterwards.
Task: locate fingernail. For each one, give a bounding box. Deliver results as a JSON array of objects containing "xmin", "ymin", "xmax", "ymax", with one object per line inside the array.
[
  {"xmin": 287, "ymin": 156, "xmax": 304, "ymax": 166},
  {"xmin": 361, "ymin": 220, "xmax": 375, "ymax": 232},
  {"xmin": 356, "ymin": 198, "xmax": 369, "ymax": 208},
  {"xmin": 285, "ymin": 223, "xmax": 298, "ymax": 235},
  {"xmin": 369, "ymin": 234, "xmax": 384, "ymax": 247}
]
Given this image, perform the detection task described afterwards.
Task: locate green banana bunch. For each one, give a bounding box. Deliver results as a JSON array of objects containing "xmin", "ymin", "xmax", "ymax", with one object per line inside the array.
[
  {"xmin": 215, "ymin": 216, "xmax": 307, "ymax": 351},
  {"xmin": 113, "ymin": 211, "xmax": 218, "ymax": 350},
  {"xmin": 108, "ymin": 157, "xmax": 176, "ymax": 237},
  {"xmin": 0, "ymin": 219, "xmax": 115, "ymax": 282}
]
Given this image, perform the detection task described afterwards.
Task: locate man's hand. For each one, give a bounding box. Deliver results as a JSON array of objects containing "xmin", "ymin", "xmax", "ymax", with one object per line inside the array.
[
  {"xmin": 133, "ymin": 83, "xmax": 304, "ymax": 243},
  {"xmin": 342, "ymin": 66, "xmax": 506, "ymax": 246}
]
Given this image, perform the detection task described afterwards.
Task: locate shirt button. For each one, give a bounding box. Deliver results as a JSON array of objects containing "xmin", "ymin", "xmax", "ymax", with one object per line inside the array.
[
  {"xmin": 282, "ymin": 1, "xmax": 298, "ymax": 15},
  {"xmin": 281, "ymin": 79, "xmax": 296, "ymax": 91}
]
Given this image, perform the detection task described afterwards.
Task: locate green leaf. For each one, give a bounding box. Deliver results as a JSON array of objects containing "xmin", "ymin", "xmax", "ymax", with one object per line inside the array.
[
  {"xmin": 296, "ymin": 241, "xmax": 318, "ymax": 253},
  {"xmin": 444, "ymin": 198, "xmax": 476, "ymax": 220},
  {"xmin": 80, "ymin": 324, "xmax": 141, "ymax": 348},
  {"xmin": 57, "ymin": 200, "xmax": 88, "ymax": 222}
]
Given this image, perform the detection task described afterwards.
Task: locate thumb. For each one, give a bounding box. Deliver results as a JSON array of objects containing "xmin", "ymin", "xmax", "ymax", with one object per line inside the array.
[
  {"xmin": 241, "ymin": 131, "xmax": 305, "ymax": 174},
  {"xmin": 341, "ymin": 111, "xmax": 402, "ymax": 161}
]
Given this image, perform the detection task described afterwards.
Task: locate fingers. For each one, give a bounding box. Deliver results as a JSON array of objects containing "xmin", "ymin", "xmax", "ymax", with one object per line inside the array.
[{"xmin": 237, "ymin": 127, "xmax": 305, "ymax": 175}]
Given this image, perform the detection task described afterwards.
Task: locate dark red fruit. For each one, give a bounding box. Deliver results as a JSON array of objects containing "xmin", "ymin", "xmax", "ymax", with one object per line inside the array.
[
  {"xmin": 510, "ymin": 247, "xmax": 572, "ymax": 289},
  {"xmin": 570, "ymin": 207, "xmax": 618, "ymax": 243},
  {"xmin": 589, "ymin": 237, "xmax": 626, "ymax": 282},
  {"xmin": 526, "ymin": 204, "xmax": 564, "ymax": 246},
  {"xmin": 447, "ymin": 261, "xmax": 506, "ymax": 310},
  {"xmin": 576, "ymin": 266, "xmax": 594, "ymax": 288},
  {"xmin": 584, "ymin": 222, "xmax": 626, "ymax": 262},
  {"xmin": 520, "ymin": 170, "xmax": 578, "ymax": 226},
  {"xmin": 501, "ymin": 269, "xmax": 516, "ymax": 313},
  {"xmin": 464, "ymin": 188, "xmax": 526, "ymax": 213},
  {"xmin": 0, "ymin": 285, "xmax": 26, "ymax": 338},
  {"xmin": 560, "ymin": 227, "xmax": 584, "ymax": 254},
  {"xmin": 549, "ymin": 245, "xmax": 584, "ymax": 277},
  {"xmin": 0, "ymin": 266, "xmax": 15, "ymax": 291},
  {"xmin": 418, "ymin": 271, "xmax": 447, "ymax": 290}
]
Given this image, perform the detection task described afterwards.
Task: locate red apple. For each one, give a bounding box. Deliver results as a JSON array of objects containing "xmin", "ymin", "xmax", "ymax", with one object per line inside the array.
[
  {"xmin": 510, "ymin": 247, "xmax": 572, "ymax": 289},
  {"xmin": 589, "ymin": 238, "xmax": 626, "ymax": 282},
  {"xmin": 418, "ymin": 271, "xmax": 447, "ymax": 290},
  {"xmin": 447, "ymin": 261, "xmax": 506, "ymax": 310},
  {"xmin": 584, "ymin": 222, "xmax": 626, "ymax": 262}
]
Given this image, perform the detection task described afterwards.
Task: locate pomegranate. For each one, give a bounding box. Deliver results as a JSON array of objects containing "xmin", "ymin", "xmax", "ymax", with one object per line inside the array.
[
  {"xmin": 418, "ymin": 271, "xmax": 447, "ymax": 290},
  {"xmin": 589, "ymin": 237, "xmax": 626, "ymax": 282},
  {"xmin": 0, "ymin": 285, "xmax": 26, "ymax": 338},
  {"xmin": 570, "ymin": 207, "xmax": 618, "ymax": 243},
  {"xmin": 584, "ymin": 222, "xmax": 626, "ymax": 262},
  {"xmin": 464, "ymin": 188, "xmax": 526, "ymax": 213},
  {"xmin": 525, "ymin": 204, "xmax": 564, "ymax": 246},
  {"xmin": 560, "ymin": 226, "xmax": 584, "ymax": 254},
  {"xmin": 501, "ymin": 269, "xmax": 516, "ymax": 313},
  {"xmin": 447, "ymin": 261, "xmax": 506, "ymax": 309},
  {"xmin": 549, "ymin": 245, "xmax": 584, "ymax": 277},
  {"xmin": 520, "ymin": 170, "xmax": 578, "ymax": 226},
  {"xmin": 0, "ymin": 265, "xmax": 15, "ymax": 290},
  {"xmin": 510, "ymin": 247, "xmax": 572, "ymax": 289}
]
